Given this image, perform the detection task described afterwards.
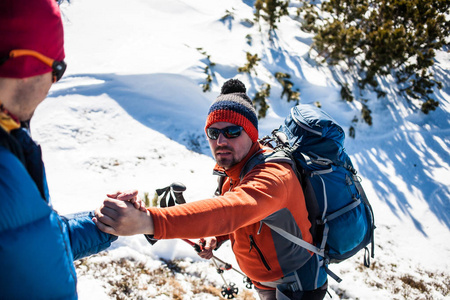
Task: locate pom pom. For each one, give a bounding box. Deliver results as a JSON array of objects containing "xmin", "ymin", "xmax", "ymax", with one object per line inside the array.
[{"xmin": 221, "ymin": 79, "xmax": 246, "ymax": 94}]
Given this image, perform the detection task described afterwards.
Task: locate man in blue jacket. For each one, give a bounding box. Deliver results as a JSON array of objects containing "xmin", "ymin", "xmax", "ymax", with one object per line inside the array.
[{"xmin": 0, "ymin": 0, "xmax": 118, "ymax": 298}]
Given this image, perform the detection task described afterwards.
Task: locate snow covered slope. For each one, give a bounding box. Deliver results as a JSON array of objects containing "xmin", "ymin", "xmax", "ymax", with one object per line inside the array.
[{"xmin": 30, "ymin": 0, "xmax": 449, "ymax": 299}]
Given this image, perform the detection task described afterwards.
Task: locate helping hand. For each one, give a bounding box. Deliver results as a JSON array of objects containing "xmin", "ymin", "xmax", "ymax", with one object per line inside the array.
[
  {"xmin": 106, "ymin": 189, "xmax": 147, "ymax": 212},
  {"xmin": 93, "ymin": 197, "xmax": 154, "ymax": 236}
]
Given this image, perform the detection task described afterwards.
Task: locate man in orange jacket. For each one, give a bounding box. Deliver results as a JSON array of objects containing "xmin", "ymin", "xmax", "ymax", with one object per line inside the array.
[{"xmin": 94, "ymin": 79, "xmax": 328, "ymax": 300}]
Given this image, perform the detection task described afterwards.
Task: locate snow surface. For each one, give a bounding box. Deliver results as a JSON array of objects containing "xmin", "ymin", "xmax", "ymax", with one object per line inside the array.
[{"xmin": 30, "ymin": 0, "xmax": 449, "ymax": 299}]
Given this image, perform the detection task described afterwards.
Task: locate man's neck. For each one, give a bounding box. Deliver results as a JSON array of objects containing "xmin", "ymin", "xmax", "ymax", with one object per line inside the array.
[{"xmin": 220, "ymin": 142, "xmax": 261, "ymax": 181}]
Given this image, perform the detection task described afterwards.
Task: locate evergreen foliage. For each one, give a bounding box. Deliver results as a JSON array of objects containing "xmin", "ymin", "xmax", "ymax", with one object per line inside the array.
[
  {"xmin": 197, "ymin": 48, "xmax": 216, "ymax": 92},
  {"xmin": 275, "ymin": 72, "xmax": 300, "ymax": 103},
  {"xmin": 198, "ymin": 0, "xmax": 448, "ymax": 130},
  {"xmin": 220, "ymin": 9, "xmax": 235, "ymax": 22},
  {"xmin": 238, "ymin": 52, "xmax": 261, "ymax": 74},
  {"xmin": 339, "ymin": 82, "xmax": 354, "ymax": 102},
  {"xmin": 142, "ymin": 192, "xmax": 151, "ymax": 207},
  {"xmin": 309, "ymin": 0, "xmax": 449, "ymax": 115},
  {"xmin": 151, "ymin": 192, "xmax": 159, "ymax": 207},
  {"xmin": 254, "ymin": 0, "xmax": 290, "ymax": 34},
  {"xmin": 296, "ymin": 1, "xmax": 319, "ymax": 33},
  {"xmin": 253, "ymin": 83, "xmax": 271, "ymax": 119},
  {"xmin": 349, "ymin": 126, "xmax": 356, "ymax": 138},
  {"xmin": 246, "ymin": 34, "xmax": 253, "ymax": 46},
  {"xmin": 361, "ymin": 103, "xmax": 373, "ymax": 126}
]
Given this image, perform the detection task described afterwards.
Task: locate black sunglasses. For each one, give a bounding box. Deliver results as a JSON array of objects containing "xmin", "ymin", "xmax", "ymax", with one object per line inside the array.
[
  {"xmin": 206, "ymin": 125, "xmax": 243, "ymax": 140},
  {"xmin": 0, "ymin": 49, "xmax": 67, "ymax": 83}
]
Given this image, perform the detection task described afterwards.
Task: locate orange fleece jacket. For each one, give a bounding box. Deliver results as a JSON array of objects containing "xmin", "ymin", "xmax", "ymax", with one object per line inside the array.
[{"xmin": 149, "ymin": 142, "xmax": 313, "ymax": 285}]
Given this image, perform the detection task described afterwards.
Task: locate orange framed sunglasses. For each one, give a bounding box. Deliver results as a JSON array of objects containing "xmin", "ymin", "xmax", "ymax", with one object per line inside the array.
[{"xmin": 0, "ymin": 49, "xmax": 66, "ymax": 82}]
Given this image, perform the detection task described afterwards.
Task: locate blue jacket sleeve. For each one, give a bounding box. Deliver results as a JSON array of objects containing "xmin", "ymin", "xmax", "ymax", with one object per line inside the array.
[
  {"xmin": 0, "ymin": 148, "xmax": 78, "ymax": 299},
  {"xmin": 62, "ymin": 211, "xmax": 118, "ymax": 260},
  {"xmin": 0, "ymin": 139, "xmax": 116, "ymax": 298}
]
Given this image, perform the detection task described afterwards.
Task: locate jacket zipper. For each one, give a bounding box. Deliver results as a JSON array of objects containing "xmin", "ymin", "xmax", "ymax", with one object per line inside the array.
[{"xmin": 249, "ymin": 235, "xmax": 271, "ymax": 271}]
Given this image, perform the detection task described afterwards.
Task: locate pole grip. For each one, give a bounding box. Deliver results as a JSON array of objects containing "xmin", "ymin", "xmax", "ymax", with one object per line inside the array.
[{"xmin": 171, "ymin": 182, "xmax": 187, "ymax": 204}]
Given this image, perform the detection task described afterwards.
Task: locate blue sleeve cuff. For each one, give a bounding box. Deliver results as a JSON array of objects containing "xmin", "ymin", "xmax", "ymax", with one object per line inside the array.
[{"xmin": 62, "ymin": 211, "xmax": 117, "ymax": 260}]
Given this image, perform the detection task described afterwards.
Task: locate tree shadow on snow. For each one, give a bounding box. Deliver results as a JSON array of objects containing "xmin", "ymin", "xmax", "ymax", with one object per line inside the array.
[
  {"xmin": 47, "ymin": 62, "xmax": 450, "ymax": 234},
  {"xmin": 347, "ymin": 92, "xmax": 450, "ymax": 234},
  {"xmin": 47, "ymin": 73, "xmax": 213, "ymax": 155},
  {"xmin": 254, "ymin": 30, "xmax": 450, "ymax": 233}
]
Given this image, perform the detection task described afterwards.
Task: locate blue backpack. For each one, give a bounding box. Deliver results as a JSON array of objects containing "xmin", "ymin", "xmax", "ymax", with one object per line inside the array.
[{"xmin": 240, "ymin": 104, "xmax": 375, "ymax": 282}]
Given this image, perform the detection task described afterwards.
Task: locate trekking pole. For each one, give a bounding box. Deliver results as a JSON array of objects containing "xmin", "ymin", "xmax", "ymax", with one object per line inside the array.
[
  {"xmin": 155, "ymin": 182, "xmax": 187, "ymax": 208},
  {"xmin": 182, "ymin": 238, "xmax": 253, "ymax": 289},
  {"xmin": 208, "ymin": 249, "xmax": 253, "ymax": 288},
  {"xmin": 208, "ymin": 254, "xmax": 246, "ymax": 277},
  {"xmin": 212, "ymin": 256, "xmax": 253, "ymax": 289},
  {"xmin": 182, "ymin": 239, "xmax": 238, "ymax": 274},
  {"xmin": 155, "ymin": 182, "xmax": 254, "ymax": 296},
  {"xmin": 212, "ymin": 257, "xmax": 239, "ymax": 299},
  {"xmin": 170, "ymin": 183, "xmax": 252, "ymax": 285},
  {"xmin": 182, "ymin": 238, "xmax": 238, "ymax": 298}
]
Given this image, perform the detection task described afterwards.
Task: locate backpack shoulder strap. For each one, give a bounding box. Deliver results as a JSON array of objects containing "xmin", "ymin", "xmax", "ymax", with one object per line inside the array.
[
  {"xmin": 239, "ymin": 146, "xmax": 324, "ymax": 251},
  {"xmin": 213, "ymin": 169, "xmax": 227, "ymax": 196},
  {"xmin": 354, "ymin": 178, "xmax": 376, "ymax": 264},
  {"xmin": 239, "ymin": 148, "xmax": 325, "ymax": 254},
  {"xmin": 239, "ymin": 148, "xmax": 296, "ymax": 181}
]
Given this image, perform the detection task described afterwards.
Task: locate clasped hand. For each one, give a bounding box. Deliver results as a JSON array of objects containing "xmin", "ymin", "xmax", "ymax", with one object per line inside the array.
[
  {"xmin": 94, "ymin": 190, "xmax": 213, "ymax": 262},
  {"xmin": 93, "ymin": 190, "xmax": 154, "ymax": 236}
]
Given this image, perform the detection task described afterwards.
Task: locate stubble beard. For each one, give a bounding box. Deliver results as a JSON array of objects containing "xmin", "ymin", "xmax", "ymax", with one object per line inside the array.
[{"xmin": 214, "ymin": 146, "xmax": 237, "ymax": 170}]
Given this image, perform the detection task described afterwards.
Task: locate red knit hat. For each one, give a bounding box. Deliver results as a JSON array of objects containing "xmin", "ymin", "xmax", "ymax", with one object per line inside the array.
[
  {"xmin": 0, "ymin": 0, "xmax": 65, "ymax": 79},
  {"xmin": 205, "ymin": 79, "xmax": 259, "ymax": 142}
]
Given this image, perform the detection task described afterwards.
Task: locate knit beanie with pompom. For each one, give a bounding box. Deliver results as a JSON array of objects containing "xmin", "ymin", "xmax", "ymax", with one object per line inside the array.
[{"xmin": 205, "ymin": 79, "xmax": 258, "ymax": 142}]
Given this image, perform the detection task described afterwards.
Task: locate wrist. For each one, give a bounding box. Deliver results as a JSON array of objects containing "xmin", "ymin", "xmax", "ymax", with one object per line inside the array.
[{"xmin": 144, "ymin": 209, "xmax": 155, "ymax": 235}]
